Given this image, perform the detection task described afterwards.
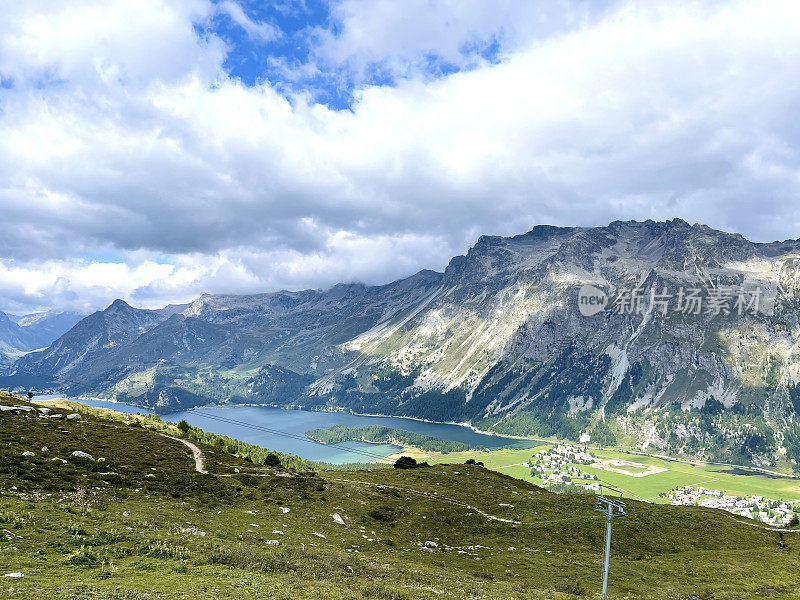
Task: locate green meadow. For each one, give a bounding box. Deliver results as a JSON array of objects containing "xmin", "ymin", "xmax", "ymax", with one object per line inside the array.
[{"xmin": 429, "ymin": 445, "xmax": 800, "ymax": 503}]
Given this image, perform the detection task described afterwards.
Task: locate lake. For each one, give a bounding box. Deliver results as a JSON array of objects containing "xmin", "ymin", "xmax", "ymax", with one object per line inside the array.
[{"xmin": 36, "ymin": 396, "xmax": 537, "ymax": 464}]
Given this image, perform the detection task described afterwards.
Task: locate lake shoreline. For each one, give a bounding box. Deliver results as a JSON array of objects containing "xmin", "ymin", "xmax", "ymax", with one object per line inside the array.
[
  {"xmin": 62, "ymin": 395, "xmax": 547, "ymax": 446},
  {"xmin": 37, "ymin": 394, "xmax": 800, "ymax": 479},
  {"xmin": 58, "ymin": 396, "xmax": 529, "ymax": 464}
]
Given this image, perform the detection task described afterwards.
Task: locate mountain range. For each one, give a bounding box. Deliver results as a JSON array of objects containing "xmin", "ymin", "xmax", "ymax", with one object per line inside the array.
[
  {"xmin": 0, "ymin": 310, "xmax": 84, "ymax": 367},
  {"xmin": 9, "ymin": 219, "xmax": 800, "ymax": 468}
]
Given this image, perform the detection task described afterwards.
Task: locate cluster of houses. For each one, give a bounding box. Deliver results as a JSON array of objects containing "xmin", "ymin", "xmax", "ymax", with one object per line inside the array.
[
  {"xmin": 525, "ymin": 444, "xmax": 600, "ymax": 491},
  {"xmin": 667, "ymin": 485, "xmax": 799, "ymax": 526}
]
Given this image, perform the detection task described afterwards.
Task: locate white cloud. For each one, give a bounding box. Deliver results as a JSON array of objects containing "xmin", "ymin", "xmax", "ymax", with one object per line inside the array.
[
  {"xmin": 1, "ymin": 0, "xmax": 800, "ymax": 313},
  {"xmin": 0, "ymin": 0, "xmax": 224, "ymax": 86},
  {"xmin": 0, "ymin": 230, "xmax": 451, "ymax": 314},
  {"xmin": 311, "ymin": 0, "xmax": 619, "ymax": 81},
  {"xmin": 218, "ymin": 1, "xmax": 281, "ymax": 42}
]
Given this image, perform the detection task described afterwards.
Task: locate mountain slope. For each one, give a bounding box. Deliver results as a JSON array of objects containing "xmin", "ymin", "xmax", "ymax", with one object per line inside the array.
[
  {"xmin": 0, "ymin": 309, "xmax": 84, "ymax": 367},
  {"xmin": 2, "ymin": 391, "xmax": 800, "ymax": 599},
  {"xmin": 12, "ymin": 219, "xmax": 800, "ymax": 467},
  {"xmin": 10, "ymin": 310, "xmax": 85, "ymax": 349}
]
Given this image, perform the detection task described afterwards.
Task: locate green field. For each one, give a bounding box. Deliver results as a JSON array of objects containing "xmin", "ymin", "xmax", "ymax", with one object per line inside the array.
[{"xmin": 407, "ymin": 444, "xmax": 800, "ymax": 503}]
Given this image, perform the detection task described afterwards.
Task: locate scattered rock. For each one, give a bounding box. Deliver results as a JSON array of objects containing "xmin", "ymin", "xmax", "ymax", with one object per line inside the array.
[
  {"xmin": 0, "ymin": 405, "xmax": 35, "ymax": 414},
  {"xmin": 331, "ymin": 513, "xmax": 346, "ymax": 526},
  {"xmin": 122, "ymin": 511, "xmax": 130, "ymax": 517},
  {"xmin": 280, "ymin": 507, "xmax": 290, "ymax": 514},
  {"xmin": 312, "ymin": 532, "xmax": 326, "ymax": 539},
  {"xmin": 233, "ymin": 468, "xmax": 240, "ymax": 473},
  {"xmin": 50, "ymin": 414, "xmax": 63, "ymax": 420},
  {"xmin": 50, "ymin": 457, "xmax": 68, "ymax": 464},
  {"xmin": 38, "ymin": 407, "xmax": 51, "ymax": 415},
  {"xmin": 179, "ymin": 527, "xmax": 206, "ymax": 536},
  {"xmin": 21, "ymin": 451, "xmax": 34, "ymax": 457},
  {"xmin": 41, "ymin": 446, "xmax": 49, "ymax": 452},
  {"xmin": 97, "ymin": 458, "xmax": 105, "ymax": 463},
  {"xmin": 272, "ymin": 530, "xmax": 284, "ymax": 535},
  {"xmin": 265, "ymin": 540, "xmax": 279, "ymax": 545},
  {"xmin": 66, "ymin": 413, "xmax": 81, "ymax": 421},
  {"xmin": 71, "ymin": 451, "xmax": 94, "ymax": 461},
  {"xmin": 4, "ymin": 572, "xmax": 24, "ymax": 578},
  {"xmin": 145, "ymin": 473, "xmax": 156, "ymax": 478}
]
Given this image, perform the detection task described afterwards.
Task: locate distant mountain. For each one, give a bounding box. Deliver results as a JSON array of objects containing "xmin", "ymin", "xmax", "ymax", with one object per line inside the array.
[
  {"xmin": 13, "ymin": 220, "xmax": 800, "ymax": 468},
  {"xmin": 0, "ymin": 310, "xmax": 84, "ymax": 367}
]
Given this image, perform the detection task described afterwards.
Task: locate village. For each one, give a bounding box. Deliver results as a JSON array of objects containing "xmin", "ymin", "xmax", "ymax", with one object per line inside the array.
[
  {"xmin": 523, "ymin": 445, "xmax": 800, "ymax": 526},
  {"xmin": 525, "ymin": 444, "xmax": 601, "ymax": 492},
  {"xmin": 665, "ymin": 485, "xmax": 800, "ymax": 526}
]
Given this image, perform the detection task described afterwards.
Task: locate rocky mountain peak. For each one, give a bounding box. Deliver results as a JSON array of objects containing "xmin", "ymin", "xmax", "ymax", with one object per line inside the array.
[{"xmin": 12, "ymin": 220, "xmax": 800, "ymax": 468}]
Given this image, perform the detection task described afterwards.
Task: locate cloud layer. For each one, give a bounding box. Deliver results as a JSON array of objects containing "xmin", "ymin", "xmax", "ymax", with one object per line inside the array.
[{"xmin": 1, "ymin": 0, "xmax": 800, "ymax": 313}]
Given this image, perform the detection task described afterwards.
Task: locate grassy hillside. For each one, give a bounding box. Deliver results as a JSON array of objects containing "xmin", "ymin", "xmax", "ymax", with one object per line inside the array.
[{"xmin": 2, "ymin": 391, "xmax": 800, "ymax": 599}]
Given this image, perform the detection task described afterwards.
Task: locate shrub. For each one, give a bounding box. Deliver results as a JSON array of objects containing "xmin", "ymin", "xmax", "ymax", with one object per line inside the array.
[
  {"xmin": 263, "ymin": 453, "xmax": 282, "ymax": 467},
  {"xmin": 394, "ymin": 456, "xmax": 417, "ymax": 469}
]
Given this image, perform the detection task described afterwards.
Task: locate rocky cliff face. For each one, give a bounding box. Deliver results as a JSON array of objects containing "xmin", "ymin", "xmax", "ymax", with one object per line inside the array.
[{"xmin": 13, "ymin": 220, "xmax": 800, "ymax": 467}]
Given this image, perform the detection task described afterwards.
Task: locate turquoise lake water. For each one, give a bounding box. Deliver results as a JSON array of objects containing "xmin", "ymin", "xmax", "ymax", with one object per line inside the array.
[{"xmin": 35, "ymin": 396, "xmax": 536, "ymax": 464}]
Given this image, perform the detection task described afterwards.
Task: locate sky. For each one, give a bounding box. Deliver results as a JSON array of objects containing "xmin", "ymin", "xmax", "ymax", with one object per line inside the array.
[{"xmin": 1, "ymin": 0, "xmax": 800, "ymax": 315}]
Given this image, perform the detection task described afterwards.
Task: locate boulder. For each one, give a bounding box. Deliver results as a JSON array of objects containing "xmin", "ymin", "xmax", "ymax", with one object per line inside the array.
[
  {"xmin": 21, "ymin": 451, "xmax": 34, "ymax": 457},
  {"xmin": 71, "ymin": 450, "xmax": 94, "ymax": 461},
  {"xmin": 41, "ymin": 446, "xmax": 49, "ymax": 452},
  {"xmin": 66, "ymin": 413, "xmax": 82, "ymax": 421}
]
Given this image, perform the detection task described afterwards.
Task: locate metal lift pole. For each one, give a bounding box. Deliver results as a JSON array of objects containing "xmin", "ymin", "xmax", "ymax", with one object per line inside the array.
[
  {"xmin": 594, "ymin": 487, "xmax": 627, "ymax": 598},
  {"xmin": 601, "ymin": 500, "xmax": 613, "ymax": 596}
]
